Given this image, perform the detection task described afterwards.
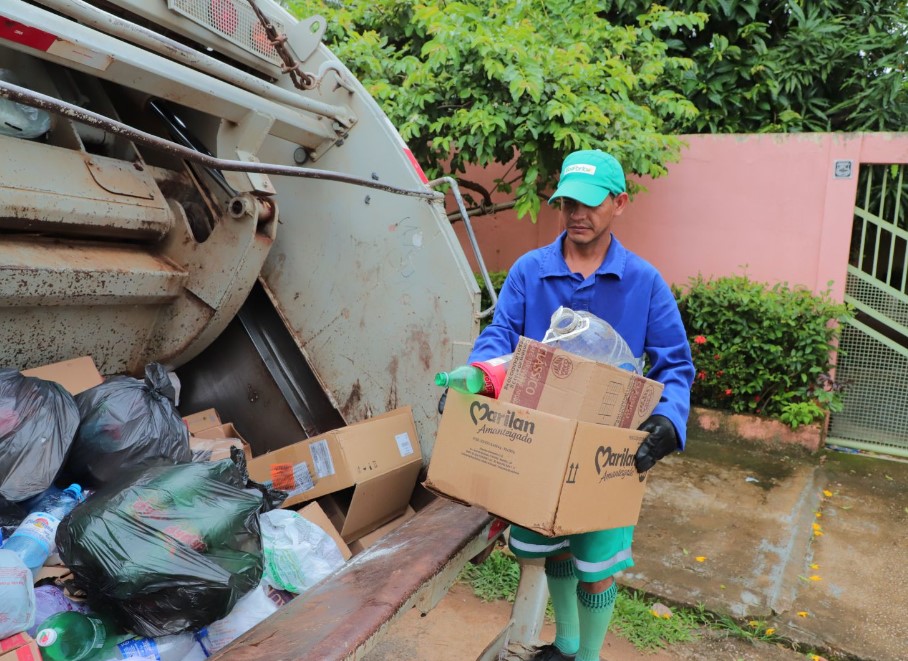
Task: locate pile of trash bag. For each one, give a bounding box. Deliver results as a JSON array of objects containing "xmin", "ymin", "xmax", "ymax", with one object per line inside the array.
[
  {"xmin": 0, "ymin": 370, "xmax": 79, "ymax": 503},
  {"xmin": 65, "ymin": 363, "xmax": 191, "ymax": 488},
  {"xmin": 57, "ymin": 453, "xmax": 279, "ymax": 637}
]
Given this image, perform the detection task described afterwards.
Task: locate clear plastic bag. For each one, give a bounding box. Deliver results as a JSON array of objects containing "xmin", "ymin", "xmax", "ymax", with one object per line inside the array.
[
  {"xmin": 0, "ymin": 549, "xmax": 35, "ymax": 638},
  {"xmin": 543, "ymin": 307, "xmax": 643, "ymax": 373},
  {"xmin": 259, "ymin": 509, "xmax": 345, "ymax": 593},
  {"xmin": 0, "ymin": 70, "xmax": 51, "ymax": 139}
]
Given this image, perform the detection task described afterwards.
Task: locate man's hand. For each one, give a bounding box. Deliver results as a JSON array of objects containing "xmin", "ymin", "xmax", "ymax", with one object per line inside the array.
[
  {"xmin": 437, "ymin": 388, "xmax": 448, "ymax": 415},
  {"xmin": 634, "ymin": 415, "xmax": 678, "ymax": 473}
]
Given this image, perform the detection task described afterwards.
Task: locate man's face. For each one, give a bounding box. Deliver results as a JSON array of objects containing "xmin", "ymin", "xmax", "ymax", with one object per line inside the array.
[{"xmin": 558, "ymin": 192, "xmax": 629, "ymax": 248}]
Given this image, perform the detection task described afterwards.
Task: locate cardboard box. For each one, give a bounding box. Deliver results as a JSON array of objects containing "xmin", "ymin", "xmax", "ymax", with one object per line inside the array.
[
  {"xmin": 348, "ymin": 506, "xmax": 416, "ymax": 554},
  {"xmin": 425, "ymin": 391, "xmax": 650, "ymax": 536},
  {"xmin": 192, "ymin": 423, "xmax": 253, "ymax": 463},
  {"xmin": 183, "ymin": 408, "xmax": 222, "ymax": 434},
  {"xmin": 0, "ymin": 634, "xmax": 40, "ymax": 661},
  {"xmin": 298, "ymin": 501, "xmax": 352, "ymax": 560},
  {"xmin": 247, "ymin": 407, "xmax": 422, "ymax": 530},
  {"xmin": 21, "ymin": 355, "xmax": 103, "ymax": 395},
  {"xmin": 500, "ymin": 337, "xmax": 663, "ymax": 430}
]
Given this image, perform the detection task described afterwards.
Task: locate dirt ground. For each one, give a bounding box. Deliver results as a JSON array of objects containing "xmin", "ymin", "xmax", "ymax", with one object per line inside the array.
[{"xmin": 365, "ymin": 583, "xmax": 810, "ymax": 661}]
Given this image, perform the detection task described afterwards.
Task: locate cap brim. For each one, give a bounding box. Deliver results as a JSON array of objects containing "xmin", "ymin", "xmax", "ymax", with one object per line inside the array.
[{"xmin": 548, "ymin": 180, "xmax": 610, "ymax": 207}]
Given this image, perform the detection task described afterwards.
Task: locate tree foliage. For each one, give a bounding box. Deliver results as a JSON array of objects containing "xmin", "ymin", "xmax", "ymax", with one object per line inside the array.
[
  {"xmin": 604, "ymin": 0, "xmax": 908, "ymax": 133},
  {"xmin": 286, "ymin": 1, "xmax": 908, "ymax": 217},
  {"xmin": 286, "ymin": 0, "xmax": 705, "ymax": 219}
]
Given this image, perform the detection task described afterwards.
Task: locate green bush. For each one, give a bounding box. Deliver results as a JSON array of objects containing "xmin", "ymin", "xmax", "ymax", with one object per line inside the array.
[
  {"xmin": 475, "ymin": 271, "xmax": 508, "ymax": 331},
  {"xmin": 674, "ymin": 275, "xmax": 852, "ymax": 426}
]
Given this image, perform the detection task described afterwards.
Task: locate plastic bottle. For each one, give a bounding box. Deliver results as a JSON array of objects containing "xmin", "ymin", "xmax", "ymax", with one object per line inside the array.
[
  {"xmin": 2, "ymin": 483, "xmax": 82, "ymax": 574},
  {"xmin": 34, "ymin": 611, "xmax": 120, "ymax": 661},
  {"xmin": 103, "ymin": 631, "xmax": 209, "ymax": 660},
  {"xmin": 35, "ymin": 610, "xmax": 208, "ymax": 661},
  {"xmin": 434, "ymin": 364, "xmax": 488, "ymax": 395},
  {"xmin": 542, "ymin": 307, "xmax": 642, "ymax": 373}
]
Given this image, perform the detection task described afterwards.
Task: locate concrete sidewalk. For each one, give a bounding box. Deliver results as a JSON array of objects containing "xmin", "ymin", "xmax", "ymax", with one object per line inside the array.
[{"xmin": 625, "ymin": 432, "xmax": 908, "ymax": 661}]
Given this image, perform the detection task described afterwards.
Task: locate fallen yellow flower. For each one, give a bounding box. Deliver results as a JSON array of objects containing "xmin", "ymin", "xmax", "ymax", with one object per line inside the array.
[
  {"xmin": 695, "ymin": 556, "xmax": 707, "ymax": 563},
  {"xmin": 798, "ymin": 611, "xmax": 809, "ymax": 618},
  {"xmin": 809, "ymin": 575, "xmax": 822, "ymax": 581},
  {"xmin": 823, "ymin": 489, "xmax": 833, "ymax": 497}
]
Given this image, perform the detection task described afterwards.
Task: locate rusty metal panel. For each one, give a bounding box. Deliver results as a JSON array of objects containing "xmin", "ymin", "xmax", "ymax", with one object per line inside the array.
[
  {"xmin": 0, "ymin": 135, "xmax": 174, "ymax": 240},
  {"xmin": 259, "ymin": 47, "xmax": 480, "ymax": 457}
]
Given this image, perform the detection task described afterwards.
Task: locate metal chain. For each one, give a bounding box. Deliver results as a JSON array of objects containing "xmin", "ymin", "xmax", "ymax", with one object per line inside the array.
[{"xmin": 244, "ymin": 0, "xmax": 315, "ymax": 90}]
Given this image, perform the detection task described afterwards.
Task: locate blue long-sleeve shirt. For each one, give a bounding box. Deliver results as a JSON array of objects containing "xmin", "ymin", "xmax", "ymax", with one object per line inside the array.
[{"xmin": 469, "ymin": 232, "xmax": 695, "ymax": 447}]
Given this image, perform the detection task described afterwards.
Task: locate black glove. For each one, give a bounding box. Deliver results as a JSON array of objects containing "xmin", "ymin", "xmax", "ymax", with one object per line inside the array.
[
  {"xmin": 437, "ymin": 388, "xmax": 449, "ymax": 414},
  {"xmin": 634, "ymin": 414, "xmax": 678, "ymax": 473}
]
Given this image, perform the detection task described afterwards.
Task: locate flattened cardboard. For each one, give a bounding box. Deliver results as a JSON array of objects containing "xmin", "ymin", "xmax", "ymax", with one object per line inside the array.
[
  {"xmin": 348, "ymin": 506, "xmax": 417, "ymax": 554},
  {"xmin": 425, "ymin": 391, "xmax": 649, "ymax": 536},
  {"xmin": 298, "ymin": 501, "xmax": 352, "ymax": 560},
  {"xmin": 247, "ymin": 408, "xmax": 422, "ymax": 539},
  {"xmin": 21, "ymin": 355, "xmax": 103, "ymax": 395},
  {"xmin": 501, "ymin": 338, "xmax": 663, "ymax": 429}
]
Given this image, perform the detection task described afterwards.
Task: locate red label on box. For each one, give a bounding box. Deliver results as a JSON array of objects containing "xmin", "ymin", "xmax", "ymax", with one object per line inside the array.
[
  {"xmin": 617, "ymin": 378, "xmax": 645, "ymax": 428},
  {"xmin": 507, "ymin": 342, "xmax": 554, "ymax": 409}
]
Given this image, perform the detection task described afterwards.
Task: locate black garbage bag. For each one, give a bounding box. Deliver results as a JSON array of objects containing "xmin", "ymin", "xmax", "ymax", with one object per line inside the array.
[
  {"xmin": 0, "ymin": 495, "xmax": 26, "ymax": 540},
  {"xmin": 66, "ymin": 363, "xmax": 191, "ymax": 488},
  {"xmin": 0, "ymin": 368, "xmax": 79, "ymax": 502},
  {"xmin": 56, "ymin": 456, "xmax": 274, "ymax": 637}
]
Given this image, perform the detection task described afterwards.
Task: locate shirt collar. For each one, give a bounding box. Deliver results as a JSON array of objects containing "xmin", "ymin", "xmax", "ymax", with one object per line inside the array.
[{"xmin": 540, "ymin": 231, "xmax": 628, "ymax": 279}]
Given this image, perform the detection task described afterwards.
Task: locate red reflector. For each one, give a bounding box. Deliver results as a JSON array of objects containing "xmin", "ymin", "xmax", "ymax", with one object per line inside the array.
[
  {"xmin": 0, "ymin": 18, "xmax": 56, "ymax": 52},
  {"xmin": 208, "ymin": 0, "xmax": 238, "ymax": 36},
  {"xmin": 404, "ymin": 148, "xmax": 429, "ymax": 184},
  {"xmin": 488, "ymin": 517, "xmax": 509, "ymax": 540}
]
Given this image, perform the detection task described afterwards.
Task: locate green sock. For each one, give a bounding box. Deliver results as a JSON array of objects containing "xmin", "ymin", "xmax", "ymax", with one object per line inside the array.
[
  {"xmin": 576, "ymin": 581, "xmax": 617, "ymax": 661},
  {"xmin": 545, "ymin": 557, "xmax": 579, "ymax": 655}
]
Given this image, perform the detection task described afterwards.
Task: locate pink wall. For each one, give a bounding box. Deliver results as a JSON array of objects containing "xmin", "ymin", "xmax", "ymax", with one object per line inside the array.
[{"xmin": 453, "ymin": 133, "xmax": 908, "ymax": 301}]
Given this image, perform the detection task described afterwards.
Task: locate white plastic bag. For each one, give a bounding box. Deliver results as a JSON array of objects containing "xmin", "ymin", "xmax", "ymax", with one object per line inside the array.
[
  {"xmin": 0, "ymin": 549, "xmax": 36, "ymax": 638},
  {"xmin": 259, "ymin": 509, "xmax": 345, "ymax": 593},
  {"xmin": 199, "ymin": 581, "xmax": 278, "ymax": 654},
  {"xmin": 0, "ymin": 70, "xmax": 51, "ymax": 139}
]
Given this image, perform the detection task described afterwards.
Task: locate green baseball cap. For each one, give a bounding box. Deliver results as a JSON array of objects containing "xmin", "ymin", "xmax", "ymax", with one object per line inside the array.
[{"xmin": 548, "ymin": 149, "xmax": 626, "ymax": 207}]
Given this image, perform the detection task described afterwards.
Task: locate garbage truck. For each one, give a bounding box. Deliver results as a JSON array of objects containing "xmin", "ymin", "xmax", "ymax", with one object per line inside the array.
[{"xmin": 0, "ymin": 0, "xmax": 541, "ymax": 658}]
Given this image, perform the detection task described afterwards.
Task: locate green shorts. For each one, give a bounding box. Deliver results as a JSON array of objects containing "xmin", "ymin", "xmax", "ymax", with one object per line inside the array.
[{"xmin": 508, "ymin": 525, "xmax": 635, "ymax": 582}]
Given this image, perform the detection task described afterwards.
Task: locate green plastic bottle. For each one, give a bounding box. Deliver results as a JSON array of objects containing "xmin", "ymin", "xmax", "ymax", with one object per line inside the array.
[
  {"xmin": 434, "ymin": 364, "xmax": 487, "ymax": 394},
  {"xmin": 34, "ymin": 611, "xmax": 121, "ymax": 661}
]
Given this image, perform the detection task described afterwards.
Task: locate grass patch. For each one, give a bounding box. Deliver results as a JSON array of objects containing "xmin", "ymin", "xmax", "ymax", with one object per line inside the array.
[
  {"xmin": 457, "ymin": 549, "xmax": 701, "ymax": 651},
  {"xmin": 611, "ymin": 589, "xmax": 701, "ymax": 650}
]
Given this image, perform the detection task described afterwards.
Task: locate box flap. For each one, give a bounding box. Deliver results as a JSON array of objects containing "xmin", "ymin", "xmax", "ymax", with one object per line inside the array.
[
  {"xmin": 348, "ymin": 506, "xmax": 417, "ymax": 554},
  {"xmin": 192, "ymin": 423, "xmax": 253, "ymax": 462},
  {"xmin": 298, "ymin": 501, "xmax": 352, "ymax": 560},
  {"xmin": 335, "ymin": 407, "xmax": 422, "ymax": 484},
  {"xmin": 183, "ymin": 408, "xmax": 222, "ymax": 434},
  {"xmin": 553, "ymin": 422, "xmax": 649, "ymax": 534},
  {"xmin": 21, "ymin": 356, "xmax": 103, "ymax": 395},
  {"xmin": 339, "ymin": 462, "xmax": 421, "ymax": 542}
]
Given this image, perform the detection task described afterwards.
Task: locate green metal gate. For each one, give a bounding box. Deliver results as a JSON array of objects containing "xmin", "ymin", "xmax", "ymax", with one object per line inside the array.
[{"xmin": 828, "ymin": 163, "xmax": 908, "ymax": 457}]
